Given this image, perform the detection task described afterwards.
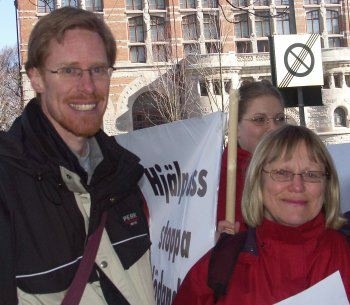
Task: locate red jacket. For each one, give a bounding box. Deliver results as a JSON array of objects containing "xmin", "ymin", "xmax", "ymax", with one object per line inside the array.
[
  {"xmin": 173, "ymin": 213, "xmax": 350, "ymax": 305},
  {"xmin": 217, "ymin": 146, "xmax": 251, "ymax": 231}
]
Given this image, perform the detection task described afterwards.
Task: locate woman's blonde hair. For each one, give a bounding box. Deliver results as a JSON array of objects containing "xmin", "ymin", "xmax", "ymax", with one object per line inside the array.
[{"xmin": 242, "ymin": 124, "xmax": 345, "ymax": 229}]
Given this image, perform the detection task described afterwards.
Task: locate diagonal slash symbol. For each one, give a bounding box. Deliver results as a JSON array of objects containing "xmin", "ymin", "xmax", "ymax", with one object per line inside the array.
[
  {"xmin": 279, "ymin": 34, "xmax": 318, "ymax": 88},
  {"xmin": 289, "ymin": 46, "xmax": 312, "ymax": 72}
]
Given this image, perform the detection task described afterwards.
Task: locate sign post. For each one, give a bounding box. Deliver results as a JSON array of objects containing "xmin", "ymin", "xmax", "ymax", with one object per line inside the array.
[{"xmin": 270, "ymin": 34, "xmax": 324, "ymax": 121}]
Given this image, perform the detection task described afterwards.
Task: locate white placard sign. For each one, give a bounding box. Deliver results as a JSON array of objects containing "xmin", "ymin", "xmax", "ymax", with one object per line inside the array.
[
  {"xmin": 273, "ymin": 34, "xmax": 323, "ymax": 88},
  {"xmin": 116, "ymin": 112, "xmax": 226, "ymax": 303}
]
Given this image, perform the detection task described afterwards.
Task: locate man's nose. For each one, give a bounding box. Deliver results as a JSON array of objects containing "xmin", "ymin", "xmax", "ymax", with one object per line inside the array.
[{"xmin": 78, "ymin": 70, "xmax": 96, "ymax": 93}]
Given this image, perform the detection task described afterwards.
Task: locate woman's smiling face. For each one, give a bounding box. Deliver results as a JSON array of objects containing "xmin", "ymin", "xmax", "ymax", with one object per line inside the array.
[{"xmin": 262, "ymin": 142, "xmax": 326, "ymax": 227}]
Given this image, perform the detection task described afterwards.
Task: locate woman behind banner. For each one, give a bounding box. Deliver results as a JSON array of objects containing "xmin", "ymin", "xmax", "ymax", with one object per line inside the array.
[
  {"xmin": 217, "ymin": 80, "xmax": 286, "ymax": 234},
  {"xmin": 173, "ymin": 125, "xmax": 350, "ymax": 305}
]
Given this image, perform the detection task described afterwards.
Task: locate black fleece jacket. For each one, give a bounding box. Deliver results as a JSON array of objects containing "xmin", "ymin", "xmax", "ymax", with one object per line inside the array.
[{"xmin": 0, "ymin": 99, "xmax": 150, "ymax": 304}]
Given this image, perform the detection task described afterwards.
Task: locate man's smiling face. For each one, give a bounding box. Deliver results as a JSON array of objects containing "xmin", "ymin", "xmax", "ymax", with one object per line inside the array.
[{"xmin": 29, "ymin": 28, "xmax": 111, "ymax": 141}]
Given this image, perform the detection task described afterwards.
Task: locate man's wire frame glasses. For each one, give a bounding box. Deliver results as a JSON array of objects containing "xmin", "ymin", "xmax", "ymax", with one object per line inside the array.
[
  {"xmin": 243, "ymin": 113, "xmax": 288, "ymax": 126},
  {"xmin": 46, "ymin": 66, "xmax": 116, "ymax": 81},
  {"xmin": 262, "ymin": 168, "xmax": 329, "ymax": 183}
]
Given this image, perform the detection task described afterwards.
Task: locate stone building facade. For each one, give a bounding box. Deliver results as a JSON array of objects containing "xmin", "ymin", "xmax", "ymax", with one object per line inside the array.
[{"xmin": 15, "ymin": 0, "xmax": 350, "ymax": 143}]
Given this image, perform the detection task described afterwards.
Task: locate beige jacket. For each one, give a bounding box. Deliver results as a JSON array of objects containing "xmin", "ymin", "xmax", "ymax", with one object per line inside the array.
[{"xmin": 17, "ymin": 167, "xmax": 155, "ymax": 305}]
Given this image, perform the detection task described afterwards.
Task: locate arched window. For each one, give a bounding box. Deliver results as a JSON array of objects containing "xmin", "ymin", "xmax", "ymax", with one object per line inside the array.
[
  {"xmin": 255, "ymin": 13, "xmax": 271, "ymax": 37},
  {"xmin": 306, "ymin": 10, "xmax": 320, "ymax": 34},
  {"xmin": 151, "ymin": 17, "xmax": 166, "ymax": 41},
  {"xmin": 334, "ymin": 107, "xmax": 347, "ymax": 127},
  {"xmin": 132, "ymin": 92, "xmax": 167, "ymax": 130},
  {"xmin": 327, "ymin": 10, "xmax": 340, "ymax": 34},
  {"xmin": 61, "ymin": 0, "xmax": 79, "ymax": 7},
  {"xmin": 129, "ymin": 16, "xmax": 145, "ymax": 42},
  {"xmin": 182, "ymin": 15, "xmax": 199, "ymax": 40},
  {"xmin": 234, "ymin": 13, "xmax": 250, "ymax": 38},
  {"xmin": 276, "ymin": 13, "xmax": 290, "ymax": 35},
  {"xmin": 203, "ymin": 14, "xmax": 219, "ymax": 39},
  {"xmin": 38, "ymin": 0, "xmax": 56, "ymax": 12},
  {"xmin": 126, "ymin": 0, "xmax": 143, "ymax": 10}
]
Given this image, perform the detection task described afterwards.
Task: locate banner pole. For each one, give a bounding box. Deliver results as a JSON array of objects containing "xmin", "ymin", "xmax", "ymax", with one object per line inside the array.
[{"xmin": 225, "ymin": 89, "xmax": 239, "ymax": 225}]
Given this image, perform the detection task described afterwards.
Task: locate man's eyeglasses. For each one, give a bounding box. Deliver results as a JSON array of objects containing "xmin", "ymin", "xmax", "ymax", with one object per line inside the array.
[
  {"xmin": 262, "ymin": 168, "xmax": 328, "ymax": 183},
  {"xmin": 243, "ymin": 114, "xmax": 288, "ymax": 126},
  {"xmin": 46, "ymin": 65, "xmax": 115, "ymax": 81}
]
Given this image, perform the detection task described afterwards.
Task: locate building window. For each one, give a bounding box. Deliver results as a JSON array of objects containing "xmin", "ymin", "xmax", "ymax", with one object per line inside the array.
[
  {"xmin": 257, "ymin": 40, "xmax": 269, "ymax": 52},
  {"xmin": 200, "ymin": 82, "xmax": 208, "ymax": 96},
  {"xmin": 152, "ymin": 45, "xmax": 169, "ymax": 62},
  {"xmin": 275, "ymin": 0, "xmax": 290, "ymax": 5},
  {"xmin": 259, "ymin": 75, "xmax": 272, "ymax": 82},
  {"xmin": 126, "ymin": 0, "xmax": 143, "ymax": 10},
  {"xmin": 345, "ymin": 75, "xmax": 350, "ymax": 87},
  {"xmin": 236, "ymin": 41, "xmax": 252, "ymax": 53},
  {"xmin": 276, "ymin": 13, "xmax": 290, "ymax": 34},
  {"xmin": 224, "ymin": 80, "xmax": 232, "ymax": 94},
  {"xmin": 334, "ymin": 107, "xmax": 346, "ymax": 127},
  {"xmin": 180, "ymin": 0, "xmax": 196, "ymax": 9},
  {"xmin": 85, "ymin": 0, "xmax": 102, "ymax": 11},
  {"xmin": 334, "ymin": 74, "xmax": 341, "ymax": 87},
  {"xmin": 234, "ymin": 13, "xmax": 250, "ymax": 38},
  {"xmin": 61, "ymin": 0, "xmax": 79, "ymax": 7},
  {"xmin": 306, "ymin": 10, "xmax": 320, "ymax": 34},
  {"xmin": 151, "ymin": 17, "xmax": 166, "ymax": 41},
  {"xmin": 327, "ymin": 10, "xmax": 340, "ymax": 34},
  {"xmin": 255, "ymin": 14, "xmax": 270, "ymax": 37},
  {"xmin": 205, "ymin": 42, "xmax": 222, "ymax": 53},
  {"xmin": 182, "ymin": 15, "xmax": 199, "ymax": 40},
  {"xmin": 38, "ymin": 0, "xmax": 56, "ymax": 12},
  {"xmin": 325, "ymin": 0, "xmax": 339, "ymax": 3},
  {"xmin": 304, "ymin": 0, "xmax": 320, "ymax": 4},
  {"xmin": 241, "ymin": 77, "xmax": 255, "ymax": 84},
  {"xmin": 133, "ymin": 92, "xmax": 167, "ymax": 130},
  {"xmin": 329, "ymin": 37, "xmax": 341, "ymax": 47},
  {"xmin": 130, "ymin": 46, "xmax": 146, "ymax": 63},
  {"xmin": 255, "ymin": 0, "xmax": 269, "ymax": 5},
  {"xmin": 213, "ymin": 80, "xmax": 222, "ymax": 95},
  {"xmin": 184, "ymin": 43, "xmax": 200, "ymax": 55},
  {"xmin": 149, "ymin": 0, "xmax": 165, "ymax": 9},
  {"xmin": 323, "ymin": 76, "xmax": 330, "ymax": 89},
  {"xmin": 231, "ymin": 0, "xmax": 248, "ymax": 6},
  {"xmin": 203, "ymin": 14, "xmax": 219, "ymax": 39},
  {"xmin": 129, "ymin": 17, "xmax": 145, "ymax": 42},
  {"xmin": 202, "ymin": 0, "xmax": 218, "ymax": 8}
]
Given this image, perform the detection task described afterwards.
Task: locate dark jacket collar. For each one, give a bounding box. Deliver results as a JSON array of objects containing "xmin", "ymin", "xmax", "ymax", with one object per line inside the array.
[{"xmin": 1, "ymin": 98, "xmax": 143, "ymax": 187}]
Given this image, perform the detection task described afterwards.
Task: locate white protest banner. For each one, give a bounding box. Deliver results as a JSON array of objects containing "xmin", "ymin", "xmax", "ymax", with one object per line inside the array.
[
  {"xmin": 116, "ymin": 112, "xmax": 226, "ymax": 304},
  {"xmin": 327, "ymin": 143, "xmax": 350, "ymax": 213}
]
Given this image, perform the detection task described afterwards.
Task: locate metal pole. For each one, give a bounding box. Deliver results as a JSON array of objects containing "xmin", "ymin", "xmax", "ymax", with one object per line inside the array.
[
  {"xmin": 14, "ymin": 0, "xmax": 24, "ymax": 108},
  {"xmin": 297, "ymin": 87, "xmax": 306, "ymax": 126}
]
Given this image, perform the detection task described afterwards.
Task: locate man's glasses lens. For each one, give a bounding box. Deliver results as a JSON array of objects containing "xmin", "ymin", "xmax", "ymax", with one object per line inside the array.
[{"xmin": 48, "ymin": 66, "xmax": 113, "ymax": 80}]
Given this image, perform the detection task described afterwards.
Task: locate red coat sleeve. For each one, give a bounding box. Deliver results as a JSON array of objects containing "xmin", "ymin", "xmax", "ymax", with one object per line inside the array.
[{"xmin": 172, "ymin": 251, "xmax": 215, "ymax": 305}]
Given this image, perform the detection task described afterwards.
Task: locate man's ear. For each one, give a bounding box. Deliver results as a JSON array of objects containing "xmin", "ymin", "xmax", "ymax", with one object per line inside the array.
[{"xmin": 28, "ymin": 68, "xmax": 45, "ymax": 93}]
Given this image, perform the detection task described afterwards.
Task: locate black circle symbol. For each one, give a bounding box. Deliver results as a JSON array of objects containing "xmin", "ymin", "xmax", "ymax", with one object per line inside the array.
[{"xmin": 284, "ymin": 43, "xmax": 314, "ymax": 77}]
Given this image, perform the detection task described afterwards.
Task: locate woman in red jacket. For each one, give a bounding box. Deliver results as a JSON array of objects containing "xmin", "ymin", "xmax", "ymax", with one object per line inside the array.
[
  {"xmin": 217, "ymin": 80, "xmax": 286, "ymax": 234},
  {"xmin": 173, "ymin": 125, "xmax": 350, "ymax": 305}
]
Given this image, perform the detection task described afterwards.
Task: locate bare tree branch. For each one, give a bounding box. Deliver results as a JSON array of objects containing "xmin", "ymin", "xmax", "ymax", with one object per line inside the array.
[{"xmin": 0, "ymin": 46, "xmax": 22, "ymax": 131}]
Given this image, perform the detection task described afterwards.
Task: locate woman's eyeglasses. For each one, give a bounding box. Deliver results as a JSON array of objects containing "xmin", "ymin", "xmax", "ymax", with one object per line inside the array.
[
  {"xmin": 243, "ymin": 114, "xmax": 288, "ymax": 126},
  {"xmin": 262, "ymin": 168, "xmax": 328, "ymax": 183}
]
